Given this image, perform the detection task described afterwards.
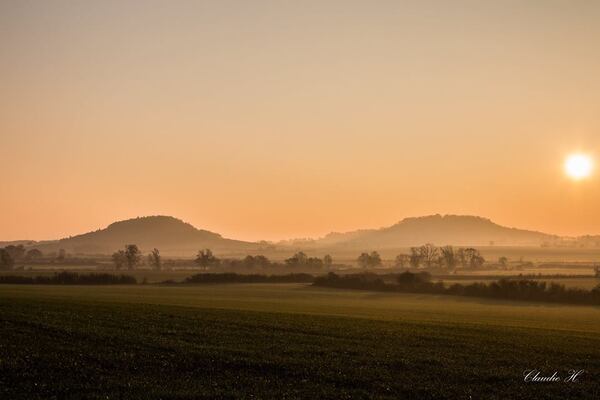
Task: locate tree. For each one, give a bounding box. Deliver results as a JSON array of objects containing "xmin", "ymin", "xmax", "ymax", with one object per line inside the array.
[
  {"xmin": 323, "ymin": 254, "xmax": 333, "ymax": 268},
  {"xmin": 195, "ymin": 249, "xmax": 219, "ymax": 270},
  {"xmin": 357, "ymin": 252, "xmax": 370, "ymax": 268},
  {"xmin": 25, "ymin": 248, "xmax": 43, "ymax": 260},
  {"xmin": 357, "ymin": 251, "xmax": 382, "ymax": 268},
  {"xmin": 368, "ymin": 251, "xmax": 382, "ymax": 268},
  {"xmin": 306, "ymin": 257, "xmax": 324, "ymax": 269},
  {"xmin": 457, "ymin": 248, "xmax": 466, "ymax": 267},
  {"xmin": 285, "ymin": 252, "xmax": 308, "ymax": 267},
  {"xmin": 112, "ymin": 250, "xmax": 127, "ymax": 270},
  {"xmin": 409, "ymin": 248, "xmax": 421, "ymax": 268},
  {"xmin": 243, "ymin": 255, "xmax": 256, "ymax": 269},
  {"xmin": 0, "ymin": 249, "xmax": 14, "ymax": 270},
  {"xmin": 471, "ymin": 253, "xmax": 485, "ymax": 268},
  {"xmin": 394, "ymin": 254, "xmax": 410, "ymax": 268},
  {"xmin": 57, "ymin": 248, "xmax": 67, "ymax": 261},
  {"xmin": 499, "ymin": 256, "xmax": 508, "ymax": 269},
  {"xmin": 463, "ymin": 248, "xmax": 485, "ymax": 268},
  {"xmin": 5, "ymin": 245, "xmax": 25, "ymax": 261},
  {"xmin": 439, "ymin": 246, "xmax": 457, "ymax": 269},
  {"xmin": 148, "ymin": 248, "xmax": 161, "ymax": 271},
  {"xmin": 253, "ymin": 255, "xmax": 270, "ymax": 268},
  {"xmin": 124, "ymin": 244, "xmax": 142, "ymax": 270},
  {"xmin": 418, "ymin": 244, "xmax": 439, "ymax": 268},
  {"xmin": 242, "ymin": 255, "xmax": 271, "ymax": 269}
]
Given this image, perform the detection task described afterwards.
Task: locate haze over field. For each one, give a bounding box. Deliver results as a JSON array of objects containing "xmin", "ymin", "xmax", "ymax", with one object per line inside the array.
[
  {"xmin": 5, "ymin": 214, "xmax": 599, "ymax": 257},
  {"xmin": 2, "ymin": 1, "xmax": 600, "ymax": 243}
]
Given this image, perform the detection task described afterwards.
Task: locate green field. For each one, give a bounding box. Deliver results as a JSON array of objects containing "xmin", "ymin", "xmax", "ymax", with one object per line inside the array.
[{"xmin": 1, "ymin": 283, "xmax": 599, "ymax": 399}]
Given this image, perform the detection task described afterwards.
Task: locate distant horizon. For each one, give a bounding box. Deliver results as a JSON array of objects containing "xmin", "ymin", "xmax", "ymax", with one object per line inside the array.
[{"xmin": 2, "ymin": 212, "xmax": 599, "ymax": 244}]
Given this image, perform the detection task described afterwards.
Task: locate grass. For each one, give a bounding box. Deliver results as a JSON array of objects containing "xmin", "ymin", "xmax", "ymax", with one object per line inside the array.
[{"xmin": 1, "ymin": 284, "xmax": 599, "ymax": 399}]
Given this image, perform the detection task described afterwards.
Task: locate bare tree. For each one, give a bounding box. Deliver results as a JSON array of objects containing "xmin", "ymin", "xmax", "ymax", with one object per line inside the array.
[
  {"xmin": 463, "ymin": 248, "xmax": 485, "ymax": 268},
  {"xmin": 112, "ymin": 250, "xmax": 127, "ymax": 270},
  {"xmin": 124, "ymin": 244, "xmax": 142, "ymax": 270},
  {"xmin": 369, "ymin": 251, "xmax": 382, "ymax": 268},
  {"xmin": 409, "ymin": 247, "xmax": 421, "ymax": 268},
  {"xmin": 439, "ymin": 246, "xmax": 457, "ymax": 269},
  {"xmin": 418, "ymin": 244, "xmax": 439, "ymax": 268},
  {"xmin": 195, "ymin": 249, "xmax": 219, "ymax": 270},
  {"xmin": 0, "ymin": 249, "xmax": 14, "ymax": 270},
  {"xmin": 57, "ymin": 248, "xmax": 67, "ymax": 262},
  {"xmin": 498, "ymin": 256, "xmax": 508, "ymax": 269},
  {"xmin": 148, "ymin": 248, "xmax": 161, "ymax": 271},
  {"xmin": 457, "ymin": 248, "xmax": 466, "ymax": 268},
  {"xmin": 394, "ymin": 254, "xmax": 410, "ymax": 268},
  {"xmin": 357, "ymin": 251, "xmax": 382, "ymax": 268},
  {"xmin": 357, "ymin": 252, "xmax": 370, "ymax": 268}
]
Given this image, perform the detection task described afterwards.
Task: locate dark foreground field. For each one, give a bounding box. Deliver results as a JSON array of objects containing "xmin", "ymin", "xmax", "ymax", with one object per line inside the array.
[{"xmin": 0, "ymin": 284, "xmax": 599, "ymax": 399}]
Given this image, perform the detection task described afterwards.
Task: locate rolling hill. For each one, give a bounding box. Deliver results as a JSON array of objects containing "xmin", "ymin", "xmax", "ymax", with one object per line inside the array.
[
  {"xmin": 30, "ymin": 216, "xmax": 262, "ymax": 256},
  {"xmin": 9, "ymin": 214, "xmax": 567, "ymax": 257},
  {"xmin": 311, "ymin": 214, "xmax": 557, "ymax": 249}
]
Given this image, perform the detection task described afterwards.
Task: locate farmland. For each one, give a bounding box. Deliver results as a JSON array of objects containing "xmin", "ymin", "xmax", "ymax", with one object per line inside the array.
[{"xmin": 1, "ymin": 283, "xmax": 599, "ymax": 399}]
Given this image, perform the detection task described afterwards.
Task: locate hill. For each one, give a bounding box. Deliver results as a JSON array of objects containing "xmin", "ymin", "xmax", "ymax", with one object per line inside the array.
[
  {"xmin": 311, "ymin": 214, "xmax": 556, "ymax": 249},
  {"xmin": 7, "ymin": 214, "xmax": 573, "ymax": 258},
  {"xmin": 32, "ymin": 216, "xmax": 261, "ymax": 256}
]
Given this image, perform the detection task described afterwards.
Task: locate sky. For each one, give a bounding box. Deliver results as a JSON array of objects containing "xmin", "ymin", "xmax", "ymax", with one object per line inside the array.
[{"xmin": 1, "ymin": 0, "xmax": 600, "ymax": 241}]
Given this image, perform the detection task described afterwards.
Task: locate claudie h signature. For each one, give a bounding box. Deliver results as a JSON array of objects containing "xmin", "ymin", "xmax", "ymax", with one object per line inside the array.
[{"xmin": 523, "ymin": 369, "xmax": 585, "ymax": 383}]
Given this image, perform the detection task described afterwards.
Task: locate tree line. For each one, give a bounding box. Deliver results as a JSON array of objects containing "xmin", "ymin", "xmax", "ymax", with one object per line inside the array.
[
  {"xmin": 0, "ymin": 245, "xmax": 72, "ymax": 270},
  {"xmin": 313, "ymin": 271, "xmax": 600, "ymax": 306},
  {"xmin": 0, "ymin": 271, "xmax": 136, "ymax": 285},
  {"xmin": 354, "ymin": 245, "xmax": 485, "ymax": 269},
  {"xmin": 110, "ymin": 246, "xmax": 335, "ymax": 271},
  {"xmin": 393, "ymin": 244, "xmax": 485, "ymax": 269}
]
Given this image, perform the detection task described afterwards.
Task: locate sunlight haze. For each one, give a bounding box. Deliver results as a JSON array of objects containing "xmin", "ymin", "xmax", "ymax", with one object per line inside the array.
[{"xmin": 2, "ymin": 0, "xmax": 600, "ymax": 241}]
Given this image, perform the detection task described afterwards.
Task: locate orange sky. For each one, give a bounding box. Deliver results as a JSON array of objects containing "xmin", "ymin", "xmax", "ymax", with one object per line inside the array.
[{"xmin": 1, "ymin": 1, "xmax": 600, "ymax": 241}]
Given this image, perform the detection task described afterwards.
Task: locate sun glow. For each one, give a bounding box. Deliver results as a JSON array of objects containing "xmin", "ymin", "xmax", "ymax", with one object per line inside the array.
[{"xmin": 565, "ymin": 154, "xmax": 593, "ymax": 180}]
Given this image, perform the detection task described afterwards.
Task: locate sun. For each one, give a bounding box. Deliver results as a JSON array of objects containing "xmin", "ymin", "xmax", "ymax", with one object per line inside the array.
[{"xmin": 565, "ymin": 154, "xmax": 593, "ymax": 180}]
